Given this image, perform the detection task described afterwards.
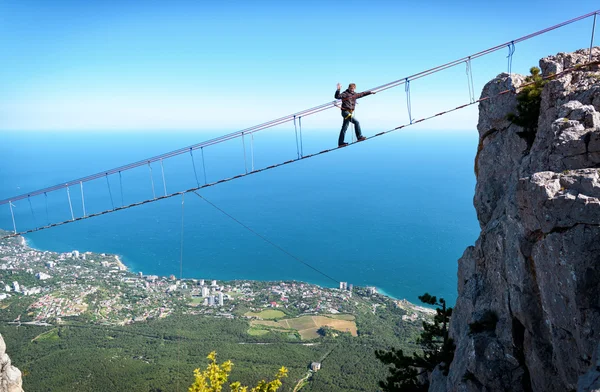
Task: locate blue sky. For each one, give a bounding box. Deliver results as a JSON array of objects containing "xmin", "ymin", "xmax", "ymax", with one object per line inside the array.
[{"xmin": 1, "ymin": 1, "xmax": 598, "ymax": 132}]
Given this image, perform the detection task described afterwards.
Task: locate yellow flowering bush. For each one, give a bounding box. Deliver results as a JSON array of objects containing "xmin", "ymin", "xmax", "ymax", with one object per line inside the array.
[{"xmin": 189, "ymin": 351, "xmax": 288, "ymax": 392}]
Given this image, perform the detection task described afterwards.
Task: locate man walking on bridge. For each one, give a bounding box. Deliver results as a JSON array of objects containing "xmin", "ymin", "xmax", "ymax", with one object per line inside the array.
[{"xmin": 335, "ymin": 83, "xmax": 375, "ymax": 147}]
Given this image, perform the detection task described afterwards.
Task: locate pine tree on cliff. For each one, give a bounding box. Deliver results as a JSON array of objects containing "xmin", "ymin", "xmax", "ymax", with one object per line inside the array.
[
  {"xmin": 507, "ymin": 66, "xmax": 547, "ymax": 148},
  {"xmin": 375, "ymin": 293, "xmax": 455, "ymax": 392}
]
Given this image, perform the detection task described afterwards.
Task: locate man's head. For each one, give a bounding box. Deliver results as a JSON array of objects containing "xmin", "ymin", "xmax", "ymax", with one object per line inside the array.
[{"xmin": 348, "ymin": 83, "xmax": 356, "ymax": 92}]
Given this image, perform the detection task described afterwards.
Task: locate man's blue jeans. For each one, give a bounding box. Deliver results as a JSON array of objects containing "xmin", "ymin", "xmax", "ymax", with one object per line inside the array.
[{"xmin": 338, "ymin": 110, "xmax": 363, "ymax": 145}]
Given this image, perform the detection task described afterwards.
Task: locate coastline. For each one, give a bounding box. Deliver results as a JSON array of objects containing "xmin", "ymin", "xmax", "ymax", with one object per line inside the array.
[
  {"xmin": 20, "ymin": 233, "xmax": 129, "ymax": 272},
  {"xmin": 1, "ymin": 228, "xmax": 440, "ymax": 333},
  {"xmin": 8, "ymin": 231, "xmax": 401, "ymax": 300},
  {"xmin": 7, "ymin": 227, "xmax": 460, "ymax": 306},
  {"xmin": 375, "ymin": 287, "xmax": 397, "ymax": 300},
  {"xmin": 114, "ymin": 255, "xmax": 128, "ymax": 271}
]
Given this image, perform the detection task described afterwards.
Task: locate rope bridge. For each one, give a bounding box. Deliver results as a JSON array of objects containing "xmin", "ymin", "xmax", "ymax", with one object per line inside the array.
[{"xmin": 1, "ymin": 10, "xmax": 598, "ymax": 240}]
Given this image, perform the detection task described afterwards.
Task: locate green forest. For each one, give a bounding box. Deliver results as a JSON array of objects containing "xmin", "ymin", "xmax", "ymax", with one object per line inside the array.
[{"xmin": 1, "ymin": 298, "xmax": 422, "ymax": 392}]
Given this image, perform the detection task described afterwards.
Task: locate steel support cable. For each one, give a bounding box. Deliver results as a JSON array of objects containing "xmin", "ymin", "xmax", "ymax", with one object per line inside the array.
[
  {"xmin": 80, "ymin": 182, "xmax": 86, "ymax": 217},
  {"xmin": 242, "ymin": 133, "xmax": 248, "ymax": 174},
  {"xmin": 294, "ymin": 116, "xmax": 300, "ymax": 159},
  {"xmin": 3, "ymin": 11, "xmax": 598, "ymax": 207},
  {"xmin": 374, "ymin": 11, "xmax": 600, "ymax": 93},
  {"xmin": 507, "ymin": 41, "xmax": 516, "ymax": 89},
  {"xmin": 466, "ymin": 57, "xmax": 476, "ymax": 103},
  {"xmin": 28, "ymin": 196, "xmax": 37, "ymax": 226},
  {"xmin": 44, "ymin": 192, "xmax": 49, "ymax": 225},
  {"xmin": 66, "ymin": 186, "xmax": 75, "ymax": 221},
  {"xmin": 514, "ymin": 10, "xmax": 598, "ymax": 44},
  {"xmin": 370, "ymin": 10, "xmax": 600, "ymax": 93},
  {"xmin": 250, "ymin": 133, "xmax": 255, "ymax": 172},
  {"xmin": 119, "ymin": 171, "xmax": 125, "ymax": 207},
  {"xmin": 3, "ymin": 60, "xmax": 598, "ymax": 240},
  {"xmin": 160, "ymin": 159, "xmax": 168, "ymax": 196},
  {"xmin": 591, "ymin": 13, "xmax": 598, "ymax": 61},
  {"xmin": 9, "ymin": 202, "xmax": 16, "ymax": 234},
  {"xmin": 191, "ymin": 191, "xmax": 340, "ymax": 285},
  {"xmin": 148, "ymin": 163, "xmax": 156, "ymax": 199},
  {"xmin": 405, "ymin": 79, "xmax": 413, "ymax": 124},
  {"xmin": 199, "ymin": 104, "xmax": 337, "ymax": 147},
  {"xmin": 193, "ymin": 192, "xmax": 395, "ymax": 313},
  {"xmin": 106, "ymin": 174, "xmax": 115, "ymax": 209},
  {"xmin": 190, "ymin": 148, "xmax": 201, "ymax": 187},
  {"xmin": 299, "ymin": 116, "xmax": 304, "ymax": 157},
  {"xmin": 177, "ymin": 192, "xmax": 184, "ymax": 392},
  {"xmin": 201, "ymin": 148, "xmax": 208, "ymax": 184}
]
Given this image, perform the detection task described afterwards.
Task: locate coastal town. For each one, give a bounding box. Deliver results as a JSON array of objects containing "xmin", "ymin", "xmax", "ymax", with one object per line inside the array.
[{"xmin": 0, "ymin": 230, "xmax": 434, "ymax": 330}]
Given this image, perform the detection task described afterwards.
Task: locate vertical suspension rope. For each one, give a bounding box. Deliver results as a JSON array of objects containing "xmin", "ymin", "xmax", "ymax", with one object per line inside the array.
[
  {"xmin": 405, "ymin": 78, "xmax": 413, "ymax": 124},
  {"xmin": 148, "ymin": 162, "xmax": 156, "ymax": 199},
  {"xmin": 177, "ymin": 191, "xmax": 185, "ymax": 392},
  {"xmin": 507, "ymin": 41, "xmax": 516, "ymax": 89},
  {"xmin": 251, "ymin": 133, "xmax": 255, "ymax": 172},
  {"xmin": 179, "ymin": 193, "xmax": 185, "ymax": 280},
  {"xmin": 106, "ymin": 174, "xmax": 115, "ymax": 209},
  {"xmin": 299, "ymin": 116, "xmax": 304, "ymax": 157},
  {"xmin": 80, "ymin": 182, "xmax": 87, "ymax": 217},
  {"xmin": 190, "ymin": 148, "xmax": 201, "ymax": 187},
  {"xmin": 119, "ymin": 171, "xmax": 124, "ymax": 207},
  {"xmin": 242, "ymin": 132, "xmax": 248, "ymax": 174},
  {"xmin": 28, "ymin": 196, "xmax": 37, "ymax": 226},
  {"xmin": 294, "ymin": 115, "xmax": 300, "ymax": 159},
  {"xmin": 590, "ymin": 13, "xmax": 597, "ymax": 62},
  {"xmin": 201, "ymin": 147, "xmax": 207, "ymax": 184},
  {"xmin": 44, "ymin": 192, "xmax": 49, "ymax": 225},
  {"xmin": 469, "ymin": 58, "xmax": 476, "ymax": 102},
  {"xmin": 466, "ymin": 57, "xmax": 476, "ymax": 103},
  {"xmin": 160, "ymin": 159, "xmax": 167, "ymax": 196},
  {"xmin": 66, "ymin": 186, "xmax": 75, "ymax": 221},
  {"xmin": 9, "ymin": 202, "xmax": 16, "ymax": 234}
]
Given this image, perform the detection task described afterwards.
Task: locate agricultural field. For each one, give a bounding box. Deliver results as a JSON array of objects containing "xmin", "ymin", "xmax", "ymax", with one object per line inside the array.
[
  {"xmin": 328, "ymin": 314, "xmax": 356, "ymax": 321},
  {"xmin": 244, "ymin": 309, "xmax": 286, "ymax": 319},
  {"xmin": 250, "ymin": 314, "xmax": 357, "ymax": 340},
  {"xmin": 247, "ymin": 328, "xmax": 270, "ymax": 336},
  {"xmin": 249, "ymin": 320, "xmax": 284, "ymax": 329},
  {"xmin": 31, "ymin": 328, "xmax": 60, "ymax": 342}
]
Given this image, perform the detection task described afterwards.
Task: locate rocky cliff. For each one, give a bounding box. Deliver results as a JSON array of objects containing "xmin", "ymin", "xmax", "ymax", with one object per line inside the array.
[
  {"xmin": 0, "ymin": 334, "xmax": 23, "ymax": 392},
  {"xmin": 430, "ymin": 48, "xmax": 600, "ymax": 392}
]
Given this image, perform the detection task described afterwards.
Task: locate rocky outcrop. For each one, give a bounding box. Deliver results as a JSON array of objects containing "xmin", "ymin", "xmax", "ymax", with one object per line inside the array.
[
  {"xmin": 431, "ymin": 48, "xmax": 600, "ymax": 391},
  {"xmin": 578, "ymin": 343, "xmax": 600, "ymax": 391},
  {"xmin": 0, "ymin": 334, "xmax": 23, "ymax": 392}
]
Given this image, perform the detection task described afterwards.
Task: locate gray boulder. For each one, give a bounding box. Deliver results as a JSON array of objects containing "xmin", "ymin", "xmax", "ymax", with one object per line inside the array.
[{"xmin": 0, "ymin": 334, "xmax": 23, "ymax": 392}]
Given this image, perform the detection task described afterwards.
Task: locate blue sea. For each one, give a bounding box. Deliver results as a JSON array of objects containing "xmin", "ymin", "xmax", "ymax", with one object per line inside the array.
[{"xmin": 0, "ymin": 128, "xmax": 479, "ymax": 305}]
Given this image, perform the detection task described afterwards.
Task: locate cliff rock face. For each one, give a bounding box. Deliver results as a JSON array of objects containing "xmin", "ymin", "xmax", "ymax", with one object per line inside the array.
[
  {"xmin": 0, "ymin": 334, "xmax": 23, "ymax": 392},
  {"xmin": 431, "ymin": 48, "xmax": 600, "ymax": 391}
]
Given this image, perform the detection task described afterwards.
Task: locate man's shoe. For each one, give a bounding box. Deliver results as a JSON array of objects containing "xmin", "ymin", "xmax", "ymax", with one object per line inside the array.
[
  {"xmin": 338, "ymin": 142, "xmax": 349, "ymax": 147},
  {"xmin": 357, "ymin": 136, "xmax": 366, "ymax": 142}
]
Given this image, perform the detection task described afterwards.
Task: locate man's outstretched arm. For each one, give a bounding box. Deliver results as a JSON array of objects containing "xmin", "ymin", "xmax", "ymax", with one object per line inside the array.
[
  {"xmin": 357, "ymin": 90, "xmax": 376, "ymax": 98},
  {"xmin": 334, "ymin": 83, "xmax": 342, "ymax": 99}
]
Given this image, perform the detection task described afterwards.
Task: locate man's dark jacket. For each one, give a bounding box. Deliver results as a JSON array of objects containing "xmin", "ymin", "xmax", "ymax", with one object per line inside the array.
[{"xmin": 334, "ymin": 88, "xmax": 372, "ymax": 111}]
